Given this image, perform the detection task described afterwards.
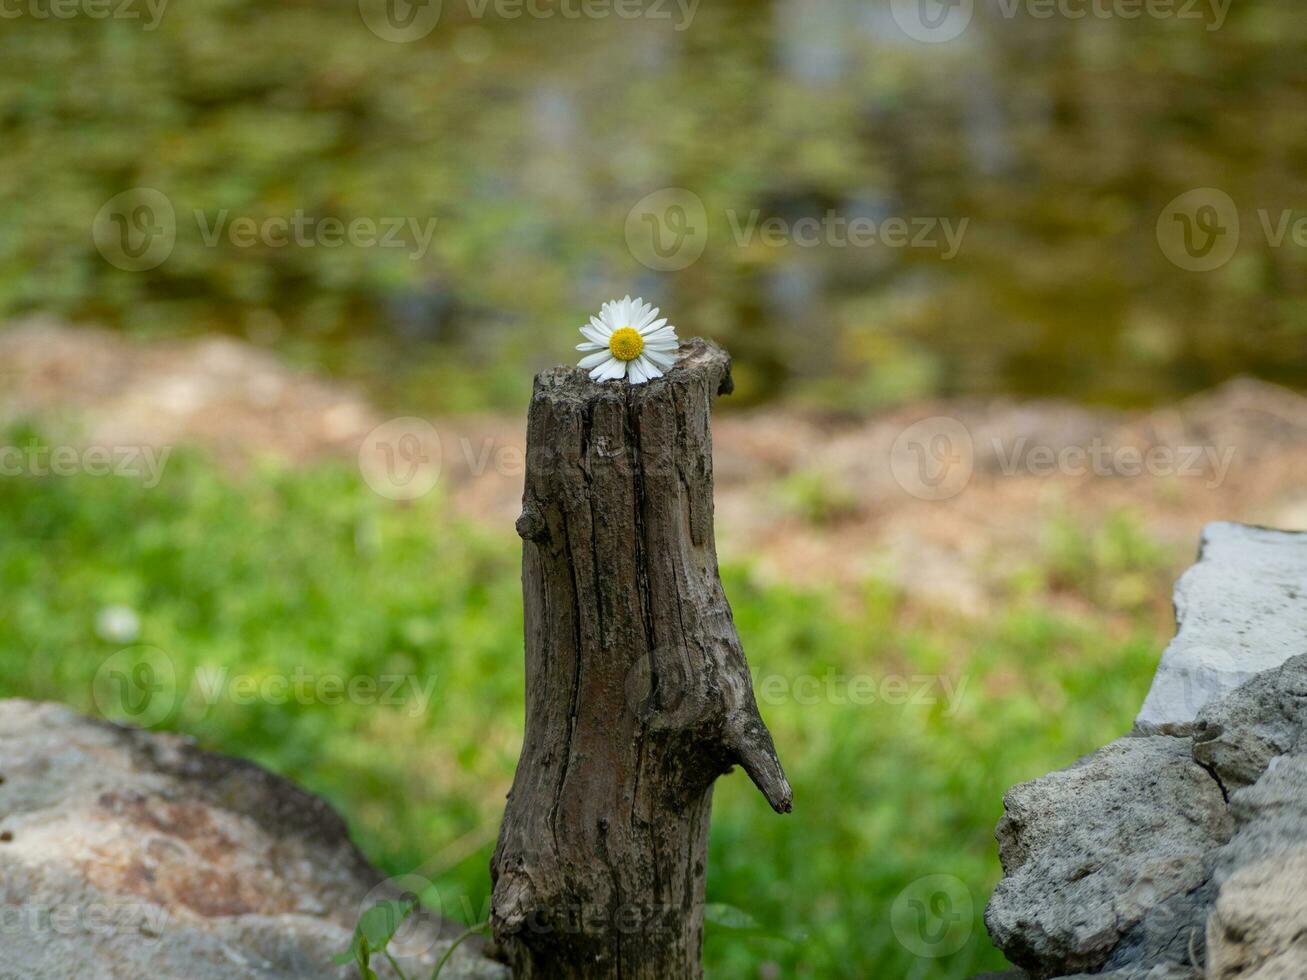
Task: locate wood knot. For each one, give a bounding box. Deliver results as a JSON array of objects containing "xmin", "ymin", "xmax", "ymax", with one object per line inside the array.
[
  {"xmin": 492, "ymin": 874, "xmax": 534, "ymax": 935},
  {"xmin": 516, "ymin": 505, "xmax": 549, "ymax": 543}
]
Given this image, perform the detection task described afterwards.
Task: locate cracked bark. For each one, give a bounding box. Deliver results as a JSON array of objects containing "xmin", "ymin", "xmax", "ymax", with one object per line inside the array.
[{"xmin": 490, "ymin": 339, "xmax": 791, "ymax": 979}]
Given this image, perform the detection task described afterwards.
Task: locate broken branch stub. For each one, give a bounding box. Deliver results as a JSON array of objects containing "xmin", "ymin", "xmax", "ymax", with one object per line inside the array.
[{"xmin": 490, "ymin": 338, "xmax": 791, "ymax": 979}]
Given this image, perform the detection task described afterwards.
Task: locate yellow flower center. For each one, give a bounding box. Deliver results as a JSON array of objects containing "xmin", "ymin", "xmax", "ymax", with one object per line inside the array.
[{"xmin": 608, "ymin": 327, "xmax": 644, "ymax": 362}]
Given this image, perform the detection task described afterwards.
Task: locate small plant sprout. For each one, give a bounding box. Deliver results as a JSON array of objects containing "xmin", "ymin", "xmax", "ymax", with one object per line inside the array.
[{"xmin": 334, "ymin": 898, "xmax": 488, "ymax": 980}]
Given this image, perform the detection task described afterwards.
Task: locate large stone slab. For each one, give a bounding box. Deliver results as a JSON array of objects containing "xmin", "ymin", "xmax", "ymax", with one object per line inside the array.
[
  {"xmin": 0, "ymin": 700, "xmax": 507, "ymax": 980},
  {"xmin": 1135, "ymin": 522, "xmax": 1307, "ymax": 735}
]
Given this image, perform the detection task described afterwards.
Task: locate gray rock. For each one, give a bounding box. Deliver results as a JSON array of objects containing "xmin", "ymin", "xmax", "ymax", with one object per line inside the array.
[
  {"xmin": 1206, "ymin": 755, "xmax": 1307, "ymax": 979},
  {"xmin": 1100, "ymin": 880, "xmax": 1211, "ymax": 976},
  {"xmin": 1059, "ymin": 968, "xmax": 1200, "ymax": 980},
  {"xmin": 985, "ymin": 736, "xmax": 1231, "ymax": 977},
  {"xmin": 1192, "ymin": 653, "xmax": 1307, "ymax": 791},
  {"xmin": 986, "ymin": 529, "xmax": 1307, "ymax": 980},
  {"xmin": 969, "ymin": 958, "xmax": 1202, "ymax": 978},
  {"xmin": 0, "ymin": 699, "xmax": 507, "ymax": 980},
  {"xmin": 1136, "ymin": 523, "xmax": 1307, "ymax": 736}
]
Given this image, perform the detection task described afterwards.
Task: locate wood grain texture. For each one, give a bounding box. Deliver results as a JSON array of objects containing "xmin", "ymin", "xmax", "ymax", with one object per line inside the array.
[{"xmin": 490, "ymin": 338, "xmax": 790, "ymax": 979}]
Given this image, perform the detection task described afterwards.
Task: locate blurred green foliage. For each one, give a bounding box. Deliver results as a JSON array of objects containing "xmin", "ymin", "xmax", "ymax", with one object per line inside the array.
[
  {"xmin": 2, "ymin": 1, "xmax": 1307, "ymax": 411},
  {"xmin": 0, "ymin": 435, "xmax": 1180, "ymax": 977}
]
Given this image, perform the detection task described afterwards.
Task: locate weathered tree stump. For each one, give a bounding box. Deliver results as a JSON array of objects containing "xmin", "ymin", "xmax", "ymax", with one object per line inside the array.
[{"xmin": 490, "ymin": 339, "xmax": 791, "ymax": 979}]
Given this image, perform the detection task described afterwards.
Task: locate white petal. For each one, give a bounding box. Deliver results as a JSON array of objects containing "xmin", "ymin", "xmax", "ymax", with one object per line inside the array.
[
  {"xmin": 589, "ymin": 317, "xmax": 614, "ymax": 338},
  {"xmin": 593, "ymin": 357, "xmax": 627, "ymax": 382},
  {"xmin": 576, "ymin": 341, "xmax": 605, "ymax": 351},
  {"xmin": 637, "ymin": 316, "xmax": 666, "ymax": 335},
  {"xmin": 578, "ymin": 350, "xmax": 611, "ymax": 369},
  {"xmin": 628, "ymin": 359, "xmax": 649, "ymax": 384},
  {"xmin": 643, "ymin": 326, "xmax": 677, "ymax": 344},
  {"xmin": 643, "ymin": 348, "xmax": 676, "ymax": 369},
  {"xmin": 636, "ymin": 355, "xmax": 665, "ymax": 380}
]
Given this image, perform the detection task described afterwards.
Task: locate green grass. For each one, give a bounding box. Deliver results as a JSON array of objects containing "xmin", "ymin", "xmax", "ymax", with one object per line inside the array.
[{"xmin": 0, "ymin": 433, "xmax": 1172, "ymax": 979}]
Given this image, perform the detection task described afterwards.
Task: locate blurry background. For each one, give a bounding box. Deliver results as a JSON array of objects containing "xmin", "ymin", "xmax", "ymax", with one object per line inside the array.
[
  {"xmin": 4, "ymin": 1, "xmax": 1307, "ymax": 977},
  {"xmin": 4, "ymin": 0, "xmax": 1307, "ymax": 409}
]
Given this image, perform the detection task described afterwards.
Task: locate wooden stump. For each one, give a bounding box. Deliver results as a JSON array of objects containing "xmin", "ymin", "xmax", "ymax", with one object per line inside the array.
[{"xmin": 490, "ymin": 339, "xmax": 791, "ymax": 979}]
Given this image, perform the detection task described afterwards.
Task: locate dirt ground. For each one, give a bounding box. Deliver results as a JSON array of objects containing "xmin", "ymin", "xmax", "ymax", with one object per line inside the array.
[{"xmin": 6, "ymin": 319, "xmax": 1307, "ymax": 616}]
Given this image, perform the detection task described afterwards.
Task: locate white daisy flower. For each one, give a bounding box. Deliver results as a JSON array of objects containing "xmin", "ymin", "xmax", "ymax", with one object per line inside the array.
[{"xmin": 575, "ymin": 296, "xmax": 680, "ymax": 384}]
